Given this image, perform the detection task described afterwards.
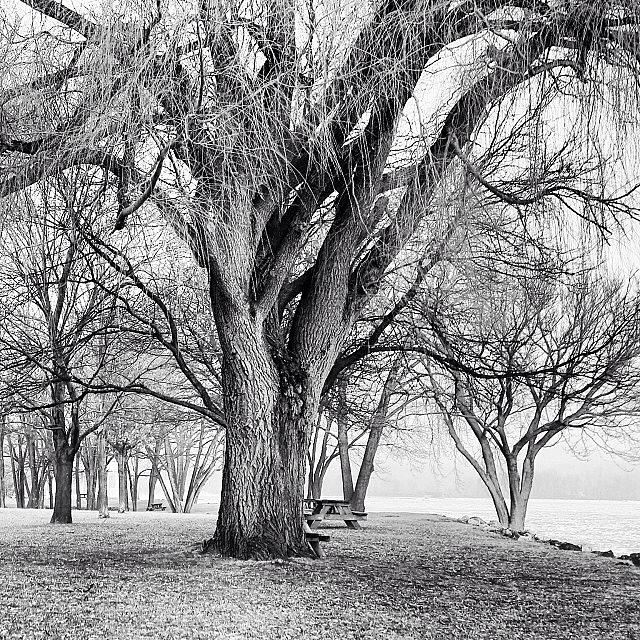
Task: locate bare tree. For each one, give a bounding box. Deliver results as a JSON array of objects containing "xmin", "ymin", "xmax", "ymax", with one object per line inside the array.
[
  {"xmin": 2, "ymin": 0, "xmax": 640, "ymax": 556},
  {"xmin": 143, "ymin": 407, "xmax": 223, "ymax": 513},
  {"xmin": 0, "ymin": 188, "xmax": 123, "ymax": 522},
  {"xmin": 421, "ymin": 270, "xmax": 640, "ymax": 531}
]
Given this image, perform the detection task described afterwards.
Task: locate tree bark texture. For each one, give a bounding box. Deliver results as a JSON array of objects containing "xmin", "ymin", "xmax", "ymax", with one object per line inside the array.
[
  {"xmin": 210, "ymin": 310, "xmax": 314, "ymax": 558},
  {"xmin": 50, "ymin": 442, "xmax": 74, "ymax": 524}
]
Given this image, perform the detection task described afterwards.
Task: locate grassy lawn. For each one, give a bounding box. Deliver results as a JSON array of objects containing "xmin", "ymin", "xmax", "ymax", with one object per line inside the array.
[{"xmin": 0, "ymin": 508, "xmax": 638, "ymax": 639}]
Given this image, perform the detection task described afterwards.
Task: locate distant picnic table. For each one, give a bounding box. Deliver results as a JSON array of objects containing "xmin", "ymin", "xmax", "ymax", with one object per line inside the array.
[
  {"xmin": 304, "ymin": 498, "xmax": 367, "ymax": 530},
  {"xmin": 146, "ymin": 503, "xmax": 166, "ymax": 511}
]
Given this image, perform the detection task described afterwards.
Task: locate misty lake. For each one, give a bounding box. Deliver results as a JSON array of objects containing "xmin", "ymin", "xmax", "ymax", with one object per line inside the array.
[{"xmin": 363, "ymin": 496, "xmax": 640, "ymax": 555}]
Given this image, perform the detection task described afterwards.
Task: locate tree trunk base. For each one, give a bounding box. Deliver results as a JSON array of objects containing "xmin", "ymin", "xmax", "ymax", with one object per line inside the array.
[
  {"xmin": 50, "ymin": 513, "xmax": 73, "ymax": 524},
  {"xmin": 200, "ymin": 533, "xmax": 312, "ymax": 560}
]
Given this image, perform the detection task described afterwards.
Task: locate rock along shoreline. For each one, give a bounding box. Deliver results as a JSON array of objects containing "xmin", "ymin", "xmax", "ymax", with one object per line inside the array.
[{"xmin": 450, "ymin": 514, "xmax": 640, "ymax": 567}]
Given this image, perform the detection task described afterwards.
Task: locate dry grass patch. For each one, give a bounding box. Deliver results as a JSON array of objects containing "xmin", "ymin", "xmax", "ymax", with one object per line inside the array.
[{"xmin": 0, "ymin": 509, "xmax": 637, "ymax": 639}]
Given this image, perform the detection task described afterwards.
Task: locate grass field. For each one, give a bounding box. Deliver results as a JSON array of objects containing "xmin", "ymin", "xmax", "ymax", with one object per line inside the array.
[{"xmin": 0, "ymin": 508, "xmax": 638, "ymax": 639}]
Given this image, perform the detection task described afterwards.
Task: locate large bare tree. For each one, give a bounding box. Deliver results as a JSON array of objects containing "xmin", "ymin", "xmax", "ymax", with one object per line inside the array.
[{"xmin": 2, "ymin": 0, "xmax": 640, "ymax": 556}]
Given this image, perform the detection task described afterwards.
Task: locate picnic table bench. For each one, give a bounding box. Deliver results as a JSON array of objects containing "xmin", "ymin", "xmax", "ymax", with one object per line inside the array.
[
  {"xmin": 304, "ymin": 521, "xmax": 330, "ymax": 558},
  {"xmin": 304, "ymin": 498, "xmax": 367, "ymax": 530},
  {"xmin": 146, "ymin": 502, "xmax": 166, "ymax": 511}
]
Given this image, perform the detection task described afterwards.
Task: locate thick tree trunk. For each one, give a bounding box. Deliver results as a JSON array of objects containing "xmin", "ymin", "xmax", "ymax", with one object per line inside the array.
[
  {"xmin": 51, "ymin": 451, "xmax": 74, "ymax": 524},
  {"xmin": 209, "ymin": 312, "xmax": 312, "ymax": 559},
  {"xmin": 214, "ymin": 406, "xmax": 309, "ymax": 558},
  {"xmin": 96, "ymin": 427, "xmax": 109, "ymax": 518}
]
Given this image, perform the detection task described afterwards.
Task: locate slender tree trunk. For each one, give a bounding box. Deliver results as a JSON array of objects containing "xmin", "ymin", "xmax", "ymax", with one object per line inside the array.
[
  {"xmin": 128, "ymin": 456, "xmax": 139, "ymax": 511},
  {"xmin": 8, "ymin": 436, "xmax": 19, "ymax": 508},
  {"xmin": 351, "ymin": 363, "xmax": 400, "ymax": 512},
  {"xmin": 0, "ymin": 419, "xmax": 6, "ymax": 508},
  {"xmin": 96, "ymin": 427, "xmax": 109, "ymax": 518},
  {"xmin": 48, "ymin": 468, "xmax": 54, "ymax": 509},
  {"xmin": 336, "ymin": 380, "xmax": 354, "ymax": 502},
  {"xmin": 38, "ymin": 472, "xmax": 46, "ymax": 508},
  {"xmin": 116, "ymin": 449, "xmax": 129, "ymax": 514},
  {"xmin": 75, "ymin": 455, "xmax": 82, "ymax": 509},
  {"xmin": 164, "ymin": 436, "xmax": 185, "ymax": 513},
  {"xmin": 83, "ymin": 440, "xmax": 97, "ymax": 510},
  {"xmin": 482, "ymin": 474, "xmax": 510, "ymax": 526},
  {"xmin": 26, "ymin": 431, "xmax": 46, "ymax": 509},
  {"xmin": 10, "ymin": 439, "xmax": 26, "ymax": 509},
  {"xmin": 147, "ymin": 466, "xmax": 158, "ymax": 509},
  {"xmin": 155, "ymin": 465, "xmax": 178, "ymax": 512}
]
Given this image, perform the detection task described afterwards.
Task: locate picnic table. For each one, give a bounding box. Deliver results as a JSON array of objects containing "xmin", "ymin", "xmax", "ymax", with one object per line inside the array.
[
  {"xmin": 146, "ymin": 502, "xmax": 166, "ymax": 511},
  {"xmin": 304, "ymin": 498, "xmax": 367, "ymax": 530}
]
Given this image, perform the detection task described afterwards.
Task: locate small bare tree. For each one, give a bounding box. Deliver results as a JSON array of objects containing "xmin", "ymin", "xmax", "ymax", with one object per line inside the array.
[{"xmin": 421, "ymin": 273, "xmax": 640, "ymax": 531}]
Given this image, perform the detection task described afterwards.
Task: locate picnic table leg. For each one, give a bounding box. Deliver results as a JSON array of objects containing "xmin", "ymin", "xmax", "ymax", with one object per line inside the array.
[
  {"xmin": 307, "ymin": 504, "xmax": 330, "ymax": 530},
  {"xmin": 307, "ymin": 539, "xmax": 325, "ymax": 558},
  {"xmin": 336, "ymin": 504, "xmax": 362, "ymax": 529}
]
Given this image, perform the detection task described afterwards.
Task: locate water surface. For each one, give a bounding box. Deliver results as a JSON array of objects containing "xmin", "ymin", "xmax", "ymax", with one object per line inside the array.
[{"xmin": 363, "ymin": 496, "xmax": 639, "ymax": 555}]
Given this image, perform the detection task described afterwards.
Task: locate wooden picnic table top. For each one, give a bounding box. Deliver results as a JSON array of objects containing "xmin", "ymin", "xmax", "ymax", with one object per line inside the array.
[{"xmin": 304, "ymin": 498, "xmax": 350, "ymax": 506}]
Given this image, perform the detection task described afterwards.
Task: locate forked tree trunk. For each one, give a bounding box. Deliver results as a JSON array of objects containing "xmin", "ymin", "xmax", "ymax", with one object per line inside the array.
[
  {"xmin": 506, "ymin": 456, "xmax": 535, "ymax": 531},
  {"xmin": 96, "ymin": 427, "xmax": 109, "ymax": 518},
  {"xmin": 209, "ymin": 314, "xmax": 313, "ymax": 559}
]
